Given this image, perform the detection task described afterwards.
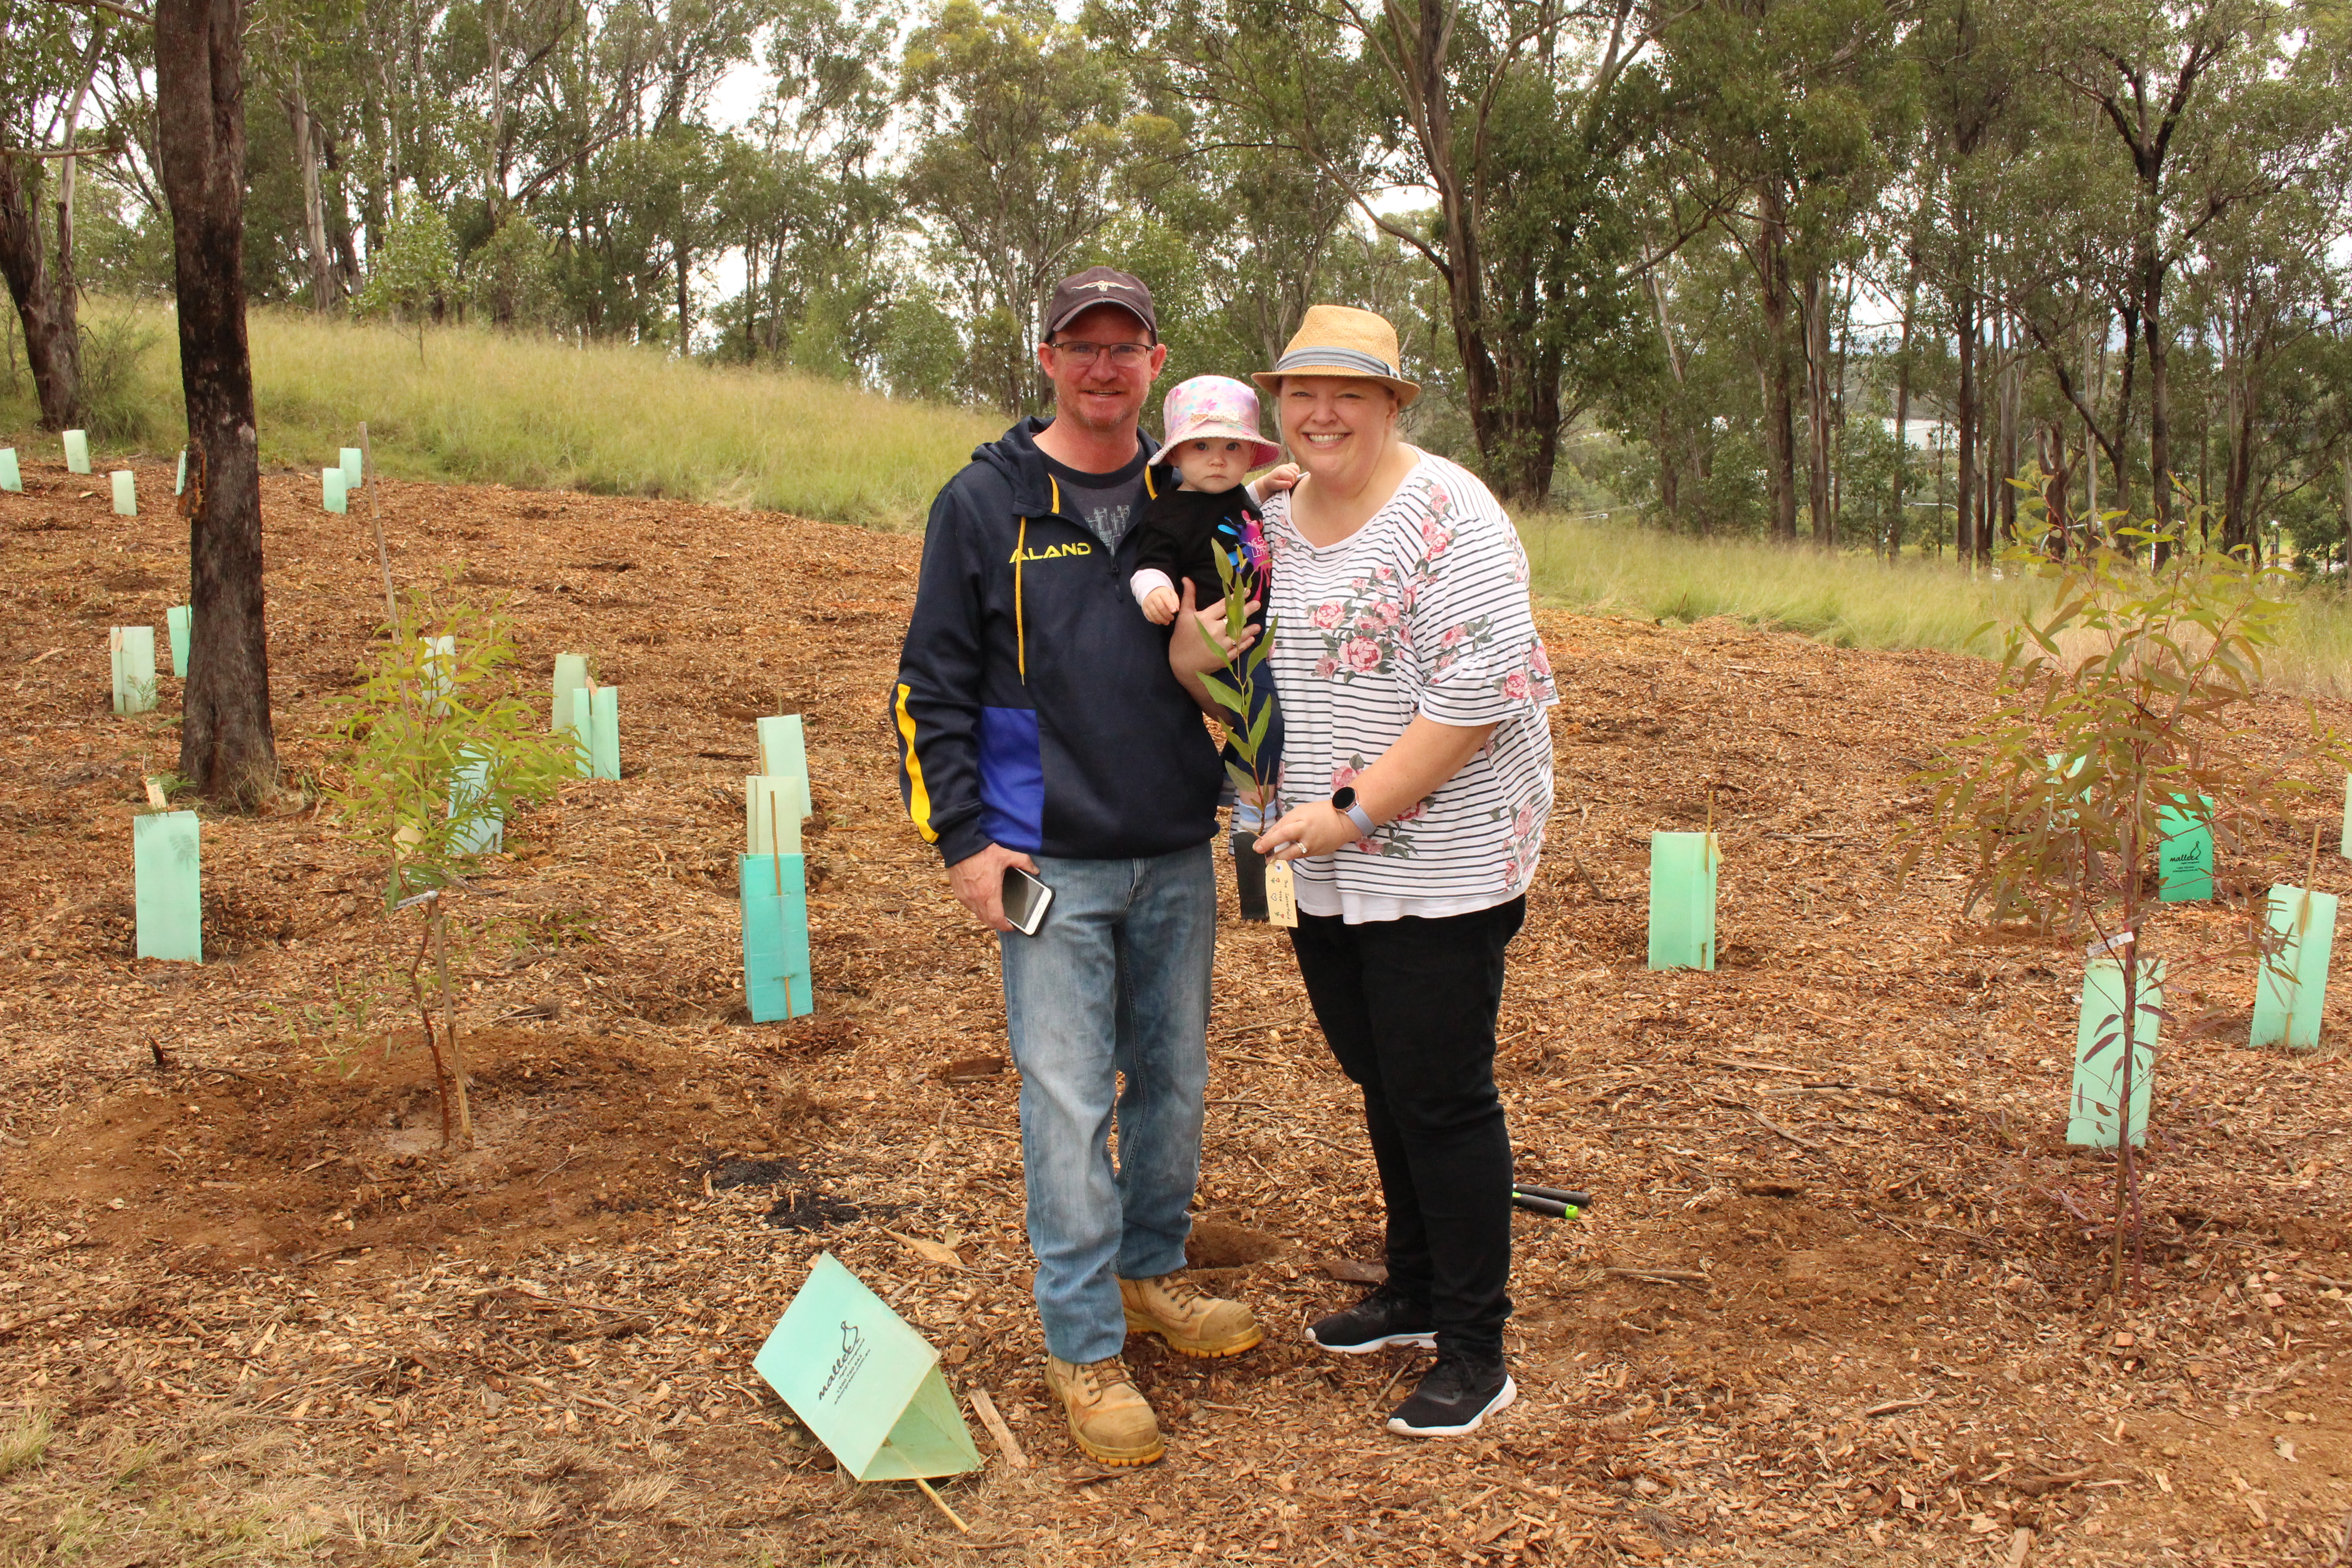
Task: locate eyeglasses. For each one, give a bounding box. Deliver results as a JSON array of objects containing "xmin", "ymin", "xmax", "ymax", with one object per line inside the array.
[{"xmin": 1049, "ymin": 340, "xmax": 1154, "ymax": 367}]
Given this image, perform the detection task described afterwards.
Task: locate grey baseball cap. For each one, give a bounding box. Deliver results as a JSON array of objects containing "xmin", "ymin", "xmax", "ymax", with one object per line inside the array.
[{"xmin": 1044, "ymin": 266, "xmax": 1157, "ymax": 339}]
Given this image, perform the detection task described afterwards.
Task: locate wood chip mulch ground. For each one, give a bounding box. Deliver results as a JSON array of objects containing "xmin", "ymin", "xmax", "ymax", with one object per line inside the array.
[{"xmin": 6, "ymin": 451, "xmax": 2352, "ymax": 1566}]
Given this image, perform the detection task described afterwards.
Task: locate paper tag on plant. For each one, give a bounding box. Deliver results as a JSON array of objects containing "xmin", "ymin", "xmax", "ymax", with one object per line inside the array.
[
  {"xmin": 2086, "ymin": 929, "xmax": 2133, "ymax": 960},
  {"xmin": 1264, "ymin": 858, "xmax": 1298, "ymax": 928}
]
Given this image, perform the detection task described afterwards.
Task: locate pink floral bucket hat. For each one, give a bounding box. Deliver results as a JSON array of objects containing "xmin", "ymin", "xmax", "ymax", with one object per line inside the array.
[{"xmin": 1161, "ymin": 375, "xmax": 1284, "ymax": 470}]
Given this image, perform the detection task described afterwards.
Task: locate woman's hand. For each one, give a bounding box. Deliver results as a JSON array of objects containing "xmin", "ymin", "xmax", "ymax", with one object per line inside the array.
[{"xmin": 1255, "ymin": 801, "xmax": 1361, "ymax": 861}]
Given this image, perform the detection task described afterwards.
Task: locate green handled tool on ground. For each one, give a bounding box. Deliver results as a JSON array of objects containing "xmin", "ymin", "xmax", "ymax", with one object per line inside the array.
[{"xmin": 1511, "ymin": 1184, "xmax": 1591, "ymax": 1219}]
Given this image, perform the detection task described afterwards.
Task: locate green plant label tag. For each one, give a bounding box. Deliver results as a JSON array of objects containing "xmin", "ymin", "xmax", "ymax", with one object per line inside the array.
[
  {"xmin": 2156, "ymin": 795, "xmax": 2214, "ymax": 903},
  {"xmin": 757, "ymin": 715, "xmax": 812, "ymax": 817},
  {"xmin": 0, "ymin": 448, "xmax": 19, "ymax": 493},
  {"xmin": 63, "ymin": 429, "xmax": 89, "ymax": 474},
  {"xmin": 134, "ymin": 809, "xmax": 202, "ymax": 962},
  {"xmin": 1647, "ymin": 831, "xmax": 1718, "ymax": 971},
  {"xmin": 587, "ymin": 686, "xmax": 620, "ymax": 779},
  {"xmin": 323, "ymin": 467, "xmax": 348, "ymax": 514},
  {"xmin": 110, "ymin": 625, "xmax": 156, "ymax": 715},
  {"xmin": 740, "ymin": 853, "xmax": 813, "ymax": 1021},
  {"xmin": 175, "ymin": 449, "xmax": 186, "ymax": 496},
  {"xmin": 747, "ymin": 776, "xmax": 805, "ymax": 856},
  {"xmin": 753, "ymin": 1252, "xmax": 981, "ymax": 1482},
  {"xmin": 449, "ymin": 754, "xmax": 503, "ymax": 856},
  {"xmin": 2251, "ymin": 884, "xmax": 2338, "ymax": 1051},
  {"xmin": 341, "ymin": 447, "xmax": 364, "ymax": 489},
  {"xmin": 109, "ymin": 470, "xmax": 136, "ymax": 517},
  {"xmin": 167, "ymin": 606, "xmax": 191, "ymax": 678},
  {"xmin": 551, "ymin": 653, "xmax": 588, "ymax": 734},
  {"xmin": 2068, "ymin": 958, "xmax": 2158, "ymax": 1147}
]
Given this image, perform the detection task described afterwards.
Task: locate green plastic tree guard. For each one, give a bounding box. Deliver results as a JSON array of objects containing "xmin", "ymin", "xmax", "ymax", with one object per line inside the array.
[
  {"xmin": 747, "ymin": 775, "xmax": 808, "ymax": 855},
  {"xmin": 758, "ymin": 715, "xmax": 813, "ymax": 818},
  {"xmin": 2156, "ymin": 795, "xmax": 2214, "ymax": 902},
  {"xmin": 63, "ymin": 429, "xmax": 89, "ymax": 474},
  {"xmin": 753, "ymin": 1253, "xmax": 982, "ymax": 1482},
  {"xmin": 568, "ymin": 685, "xmax": 594, "ymax": 776},
  {"xmin": 340, "ymin": 446, "xmax": 364, "ymax": 490},
  {"xmin": 421, "ymin": 634, "xmax": 456, "ymax": 715},
  {"xmin": 166, "ymin": 605, "xmax": 191, "ymax": 677},
  {"xmin": 2251, "ymin": 884, "xmax": 2339, "ymax": 1051},
  {"xmin": 110, "ymin": 626, "xmax": 156, "ymax": 715},
  {"xmin": 2068, "ymin": 958, "xmax": 2158, "ymax": 1147},
  {"xmin": 550, "ymin": 653, "xmax": 588, "ymax": 733},
  {"xmin": 323, "ymin": 468, "xmax": 348, "ymax": 514},
  {"xmin": 1647, "ymin": 831, "xmax": 1718, "ymax": 971},
  {"xmin": 449, "ymin": 752, "xmax": 503, "ymax": 855},
  {"xmin": 2341, "ymin": 775, "xmax": 2351, "ymax": 860},
  {"xmin": 740, "ymin": 852, "xmax": 814, "ymax": 1021},
  {"xmin": 134, "ymin": 809, "xmax": 202, "ymax": 962},
  {"xmin": 175, "ymin": 449, "xmax": 186, "ymax": 495},
  {"xmin": 585, "ymin": 691, "xmax": 621, "ymax": 780},
  {"xmin": 0, "ymin": 448, "xmax": 19, "ymax": 492},
  {"xmin": 109, "ymin": 470, "xmax": 136, "ymax": 517}
]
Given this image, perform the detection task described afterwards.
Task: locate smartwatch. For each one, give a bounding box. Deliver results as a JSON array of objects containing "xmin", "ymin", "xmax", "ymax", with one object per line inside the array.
[{"xmin": 1331, "ymin": 786, "xmax": 1376, "ymax": 838}]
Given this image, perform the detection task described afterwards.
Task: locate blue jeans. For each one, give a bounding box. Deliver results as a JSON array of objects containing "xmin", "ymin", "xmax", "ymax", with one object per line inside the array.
[{"xmin": 999, "ymin": 843, "xmax": 1216, "ymax": 1364}]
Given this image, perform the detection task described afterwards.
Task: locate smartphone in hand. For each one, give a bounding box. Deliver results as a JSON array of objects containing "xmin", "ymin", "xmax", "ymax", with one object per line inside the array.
[{"xmin": 1002, "ymin": 866, "xmax": 1054, "ymax": 936}]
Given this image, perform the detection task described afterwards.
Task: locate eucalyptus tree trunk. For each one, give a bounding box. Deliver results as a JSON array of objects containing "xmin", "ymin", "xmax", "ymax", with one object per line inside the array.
[
  {"xmin": 1888, "ymin": 265, "xmax": 1916, "ymax": 561},
  {"xmin": 158, "ymin": 0, "xmax": 278, "ymax": 808},
  {"xmin": 0, "ymin": 157, "xmax": 83, "ymax": 429},
  {"xmin": 1755, "ymin": 182, "xmax": 1800, "ymax": 544},
  {"xmin": 286, "ymin": 64, "xmax": 337, "ymax": 313}
]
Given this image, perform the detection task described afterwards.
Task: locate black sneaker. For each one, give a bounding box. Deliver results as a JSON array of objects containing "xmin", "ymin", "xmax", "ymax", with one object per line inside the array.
[
  {"xmin": 1306, "ymin": 1283, "xmax": 1436, "ymax": 1354},
  {"xmin": 1385, "ymin": 1352, "xmax": 1516, "ymax": 1437}
]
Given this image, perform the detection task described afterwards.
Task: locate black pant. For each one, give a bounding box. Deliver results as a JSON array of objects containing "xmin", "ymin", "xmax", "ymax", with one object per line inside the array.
[{"xmin": 1289, "ymin": 896, "xmax": 1524, "ymax": 1358}]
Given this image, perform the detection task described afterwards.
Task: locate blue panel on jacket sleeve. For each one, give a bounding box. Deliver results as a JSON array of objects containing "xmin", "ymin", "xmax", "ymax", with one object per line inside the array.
[{"xmin": 978, "ymin": 706, "xmax": 1045, "ymax": 852}]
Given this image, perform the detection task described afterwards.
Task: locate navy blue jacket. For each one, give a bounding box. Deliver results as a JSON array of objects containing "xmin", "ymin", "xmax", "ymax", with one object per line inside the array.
[{"xmin": 891, "ymin": 418, "xmax": 1223, "ymax": 866}]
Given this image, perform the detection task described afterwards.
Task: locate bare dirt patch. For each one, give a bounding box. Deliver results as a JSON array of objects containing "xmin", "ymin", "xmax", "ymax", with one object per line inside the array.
[{"xmin": 5, "ymin": 451, "xmax": 2352, "ymax": 1564}]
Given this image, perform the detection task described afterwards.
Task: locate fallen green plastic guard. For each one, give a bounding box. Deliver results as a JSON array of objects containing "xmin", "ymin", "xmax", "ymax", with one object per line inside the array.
[
  {"xmin": 0, "ymin": 448, "xmax": 20, "ymax": 492},
  {"xmin": 167, "ymin": 606, "xmax": 191, "ymax": 678},
  {"xmin": 550, "ymin": 653, "xmax": 588, "ymax": 733},
  {"xmin": 740, "ymin": 852, "xmax": 813, "ymax": 1021},
  {"xmin": 111, "ymin": 626, "xmax": 156, "ymax": 715},
  {"xmin": 2252, "ymin": 884, "xmax": 2338, "ymax": 1051},
  {"xmin": 1647, "ymin": 831, "xmax": 1718, "ymax": 971},
  {"xmin": 134, "ymin": 809, "xmax": 202, "ymax": 962},
  {"xmin": 63, "ymin": 429, "xmax": 89, "ymax": 474},
  {"xmin": 323, "ymin": 467, "xmax": 348, "ymax": 514},
  {"xmin": 747, "ymin": 775, "xmax": 805, "ymax": 855},
  {"xmin": 2156, "ymin": 795, "xmax": 2214, "ymax": 902},
  {"xmin": 110, "ymin": 470, "xmax": 135, "ymax": 517},
  {"xmin": 758, "ymin": 715, "xmax": 813, "ymax": 818},
  {"xmin": 2068, "ymin": 958, "xmax": 2158, "ymax": 1147},
  {"xmin": 754, "ymin": 1253, "xmax": 981, "ymax": 1482}
]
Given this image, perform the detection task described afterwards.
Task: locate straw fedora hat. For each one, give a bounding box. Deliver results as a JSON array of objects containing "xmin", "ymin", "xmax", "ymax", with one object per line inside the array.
[{"xmin": 1253, "ymin": 304, "xmax": 1421, "ymax": 408}]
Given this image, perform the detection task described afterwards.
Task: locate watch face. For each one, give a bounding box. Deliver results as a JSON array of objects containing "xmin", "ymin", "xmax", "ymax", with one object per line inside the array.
[{"xmin": 1331, "ymin": 786, "xmax": 1357, "ymax": 811}]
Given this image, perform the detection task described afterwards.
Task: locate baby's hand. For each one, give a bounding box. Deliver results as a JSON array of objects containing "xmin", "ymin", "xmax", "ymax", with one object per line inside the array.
[
  {"xmin": 1253, "ymin": 464, "xmax": 1302, "ymax": 500},
  {"xmin": 1143, "ymin": 587, "xmax": 1180, "ymax": 624}
]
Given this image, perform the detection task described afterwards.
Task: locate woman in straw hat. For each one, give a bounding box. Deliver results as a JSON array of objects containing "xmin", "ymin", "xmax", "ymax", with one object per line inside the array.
[{"xmin": 1170, "ymin": 304, "xmax": 1558, "ymax": 1437}]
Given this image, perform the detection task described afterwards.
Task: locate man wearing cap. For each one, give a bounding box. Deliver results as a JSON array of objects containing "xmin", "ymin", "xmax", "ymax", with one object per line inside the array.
[{"xmin": 890, "ymin": 267, "xmax": 1263, "ymax": 1467}]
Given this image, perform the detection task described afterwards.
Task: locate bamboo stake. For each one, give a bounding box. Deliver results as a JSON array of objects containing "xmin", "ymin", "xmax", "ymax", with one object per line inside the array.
[
  {"xmin": 911, "ymin": 1476, "xmax": 970, "ymax": 1534},
  {"xmin": 361, "ymin": 421, "xmax": 397, "ymax": 636}
]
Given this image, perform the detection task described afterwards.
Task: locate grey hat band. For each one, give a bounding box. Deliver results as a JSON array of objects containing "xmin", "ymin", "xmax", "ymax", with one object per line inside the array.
[{"xmin": 1274, "ymin": 346, "xmax": 1400, "ymax": 379}]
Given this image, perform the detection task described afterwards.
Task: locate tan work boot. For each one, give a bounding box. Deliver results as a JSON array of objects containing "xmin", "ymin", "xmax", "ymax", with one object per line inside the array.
[
  {"xmin": 1044, "ymin": 1354, "xmax": 1164, "ymax": 1466},
  {"xmin": 1119, "ymin": 1271, "xmax": 1264, "ymax": 1358}
]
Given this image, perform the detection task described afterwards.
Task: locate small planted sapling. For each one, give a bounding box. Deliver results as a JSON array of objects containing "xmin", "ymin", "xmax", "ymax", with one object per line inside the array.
[
  {"xmin": 328, "ymin": 584, "xmax": 573, "ymax": 1148},
  {"xmin": 1194, "ymin": 543, "xmax": 1280, "ymax": 920},
  {"xmin": 1901, "ymin": 493, "xmax": 2347, "ymax": 1300}
]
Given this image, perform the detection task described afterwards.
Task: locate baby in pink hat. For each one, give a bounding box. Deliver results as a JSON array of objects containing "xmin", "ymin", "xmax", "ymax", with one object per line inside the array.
[{"xmin": 1129, "ymin": 375, "xmax": 1290, "ymax": 625}]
